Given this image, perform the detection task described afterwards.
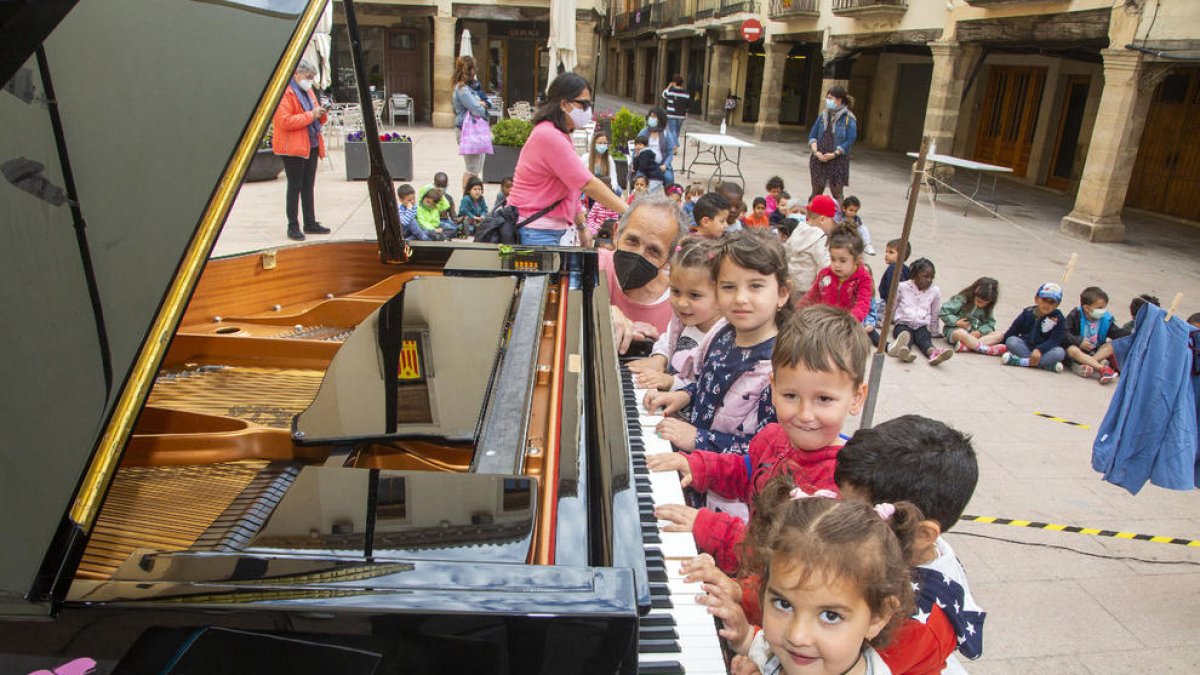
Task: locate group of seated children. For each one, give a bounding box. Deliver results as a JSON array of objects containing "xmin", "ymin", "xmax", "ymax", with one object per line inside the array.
[
  {"xmin": 627, "ymin": 231, "xmax": 986, "ymax": 673},
  {"xmin": 396, "ymin": 172, "xmax": 513, "ymax": 241}
]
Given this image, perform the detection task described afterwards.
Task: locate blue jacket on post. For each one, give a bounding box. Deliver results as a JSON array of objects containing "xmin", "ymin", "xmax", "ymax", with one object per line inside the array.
[{"xmin": 1092, "ymin": 303, "xmax": 1199, "ymax": 495}]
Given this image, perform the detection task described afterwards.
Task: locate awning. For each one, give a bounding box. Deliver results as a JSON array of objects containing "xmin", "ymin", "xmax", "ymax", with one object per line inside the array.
[
  {"xmin": 546, "ymin": 0, "xmax": 577, "ymax": 90},
  {"xmin": 460, "ymin": 28, "xmax": 473, "ymax": 58},
  {"xmin": 301, "ymin": 0, "xmax": 333, "ymax": 89}
]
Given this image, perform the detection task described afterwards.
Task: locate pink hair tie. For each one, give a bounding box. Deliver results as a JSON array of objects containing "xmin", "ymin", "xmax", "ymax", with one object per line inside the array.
[
  {"xmin": 789, "ymin": 487, "xmax": 838, "ymax": 501},
  {"xmin": 873, "ymin": 503, "xmax": 896, "ymax": 521},
  {"xmin": 675, "ymin": 245, "xmax": 683, "ymax": 253},
  {"xmin": 705, "ymin": 251, "xmax": 716, "ymax": 260}
]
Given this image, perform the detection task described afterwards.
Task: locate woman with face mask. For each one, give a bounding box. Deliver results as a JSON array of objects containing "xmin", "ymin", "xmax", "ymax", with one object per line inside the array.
[
  {"xmin": 806, "ymin": 85, "xmax": 857, "ymax": 203},
  {"xmin": 272, "ymin": 60, "xmax": 329, "ymax": 242},
  {"xmin": 580, "ymin": 130, "xmax": 621, "ymax": 195},
  {"xmin": 508, "ymin": 73, "xmax": 627, "ymax": 247},
  {"xmin": 637, "ymin": 106, "xmax": 676, "ymax": 187}
]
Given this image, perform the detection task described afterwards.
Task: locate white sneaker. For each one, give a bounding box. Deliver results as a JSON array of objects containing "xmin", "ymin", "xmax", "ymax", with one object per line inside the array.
[
  {"xmin": 865, "ymin": 244, "xmax": 877, "ymax": 256},
  {"xmin": 886, "ymin": 331, "xmax": 911, "ymax": 358}
]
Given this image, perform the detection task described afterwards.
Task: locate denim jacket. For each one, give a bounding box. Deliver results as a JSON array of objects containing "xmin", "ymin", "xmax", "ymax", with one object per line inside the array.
[
  {"xmin": 635, "ymin": 125, "xmax": 676, "ymax": 172},
  {"xmin": 453, "ymin": 84, "xmax": 488, "ymax": 128},
  {"xmin": 808, "ymin": 107, "xmax": 857, "ymax": 156}
]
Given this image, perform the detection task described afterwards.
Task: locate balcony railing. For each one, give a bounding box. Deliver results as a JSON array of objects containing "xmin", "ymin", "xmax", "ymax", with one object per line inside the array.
[
  {"xmin": 718, "ymin": 0, "xmax": 750, "ymax": 15},
  {"xmin": 768, "ymin": 0, "xmax": 817, "ymax": 19},
  {"xmin": 614, "ymin": 2, "xmax": 662, "ymax": 34},
  {"xmin": 695, "ymin": 0, "xmax": 717, "ymax": 19},
  {"xmin": 663, "ymin": 0, "xmax": 695, "ymax": 26},
  {"xmin": 831, "ymin": 0, "xmax": 907, "ymax": 17},
  {"xmin": 614, "ymin": 11, "xmax": 629, "ymax": 32}
]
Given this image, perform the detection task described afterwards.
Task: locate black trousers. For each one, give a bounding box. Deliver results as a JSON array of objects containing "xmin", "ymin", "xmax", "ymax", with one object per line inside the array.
[
  {"xmin": 282, "ymin": 148, "xmax": 320, "ymax": 228},
  {"xmin": 893, "ymin": 324, "xmax": 934, "ymax": 354}
]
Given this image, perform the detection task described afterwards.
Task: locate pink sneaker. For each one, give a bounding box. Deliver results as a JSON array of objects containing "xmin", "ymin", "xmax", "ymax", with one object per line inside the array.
[
  {"xmin": 1099, "ymin": 367, "xmax": 1119, "ymax": 385},
  {"xmin": 954, "ymin": 342, "xmax": 970, "ymax": 353},
  {"xmin": 929, "ymin": 348, "xmax": 953, "ymax": 366},
  {"xmin": 984, "ymin": 344, "xmax": 1008, "ymax": 357}
]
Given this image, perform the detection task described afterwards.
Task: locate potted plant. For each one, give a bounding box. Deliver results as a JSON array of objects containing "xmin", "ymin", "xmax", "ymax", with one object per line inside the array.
[
  {"xmin": 344, "ymin": 131, "xmax": 414, "ymax": 181},
  {"xmin": 483, "ymin": 118, "xmax": 532, "ymax": 183},
  {"xmin": 244, "ymin": 124, "xmax": 284, "ymax": 182},
  {"xmin": 608, "ymin": 106, "xmax": 645, "ymax": 186}
]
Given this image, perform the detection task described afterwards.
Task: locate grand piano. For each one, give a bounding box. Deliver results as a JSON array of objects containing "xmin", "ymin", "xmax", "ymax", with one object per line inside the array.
[{"xmin": 0, "ymin": 1, "xmax": 731, "ymax": 672}]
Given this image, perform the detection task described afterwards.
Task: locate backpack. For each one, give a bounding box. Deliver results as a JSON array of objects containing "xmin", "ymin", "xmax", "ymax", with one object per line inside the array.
[{"xmin": 474, "ymin": 199, "xmax": 564, "ymax": 245}]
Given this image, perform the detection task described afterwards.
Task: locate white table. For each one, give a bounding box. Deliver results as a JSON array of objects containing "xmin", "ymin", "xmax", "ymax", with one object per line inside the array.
[
  {"xmin": 681, "ymin": 132, "xmax": 756, "ymax": 188},
  {"xmin": 906, "ymin": 152, "xmax": 1014, "ymax": 217}
]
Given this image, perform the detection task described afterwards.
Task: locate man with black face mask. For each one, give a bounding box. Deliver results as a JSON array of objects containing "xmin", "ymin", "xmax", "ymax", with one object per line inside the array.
[{"xmin": 596, "ymin": 195, "xmax": 689, "ymax": 354}]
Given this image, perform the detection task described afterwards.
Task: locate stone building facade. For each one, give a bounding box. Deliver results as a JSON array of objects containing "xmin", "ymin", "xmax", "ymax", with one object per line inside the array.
[{"xmin": 598, "ymin": 0, "xmax": 1200, "ymax": 238}]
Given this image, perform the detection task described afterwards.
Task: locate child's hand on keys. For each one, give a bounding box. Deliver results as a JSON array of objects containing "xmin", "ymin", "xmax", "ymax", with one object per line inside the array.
[
  {"xmin": 730, "ymin": 655, "xmax": 762, "ymax": 675},
  {"xmin": 656, "ymin": 417, "xmax": 698, "ymax": 451},
  {"xmin": 643, "ymin": 389, "xmax": 690, "ymax": 416},
  {"xmin": 701, "ymin": 580, "xmax": 755, "ymax": 655},
  {"xmin": 627, "ymin": 356, "xmax": 666, "ymax": 373},
  {"xmin": 646, "ymin": 453, "xmax": 691, "ymax": 486},
  {"xmin": 635, "ymin": 370, "xmax": 675, "ymax": 391},
  {"xmin": 654, "ymin": 503, "xmax": 698, "ymax": 532}
]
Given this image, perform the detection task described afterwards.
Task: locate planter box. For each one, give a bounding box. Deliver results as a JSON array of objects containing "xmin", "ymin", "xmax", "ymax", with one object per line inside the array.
[
  {"xmin": 482, "ymin": 145, "xmax": 522, "ymax": 183},
  {"xmin": 244, "ymin": 149, "xmax": 283, "ymax": 182},
  {"xmin": 613, "ymin": 159, "xmax": 629, "ymax": 190},
  {"xmin": 343, "ymin": 141, "xmax": 414, "ymax": 181}
]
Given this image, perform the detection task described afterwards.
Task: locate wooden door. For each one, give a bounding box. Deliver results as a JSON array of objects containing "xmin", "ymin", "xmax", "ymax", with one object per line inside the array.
[
  {"xmin": 1046, "ymin": 75, "xmax": 1090, "ymax": 191},
  {"xmin": 974, "ymin": 66, "xmax": 1046, "ymax": 176},
  {"xmin": 386, "ymin": 30, "xmax": 422, "ymax": 121},
  {"xmin": 888, "ymin": 63, "xmax": 932, "ymax": 152},
  {"xmin": 1127, "ymin": 68, "xmax": 1200, "ymax": 221}
]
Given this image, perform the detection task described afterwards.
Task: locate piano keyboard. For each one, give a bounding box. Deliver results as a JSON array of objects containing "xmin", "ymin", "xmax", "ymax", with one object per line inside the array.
[{"xmin": 621, "ymin": 366, "xmax": 728, "ymax": 675}]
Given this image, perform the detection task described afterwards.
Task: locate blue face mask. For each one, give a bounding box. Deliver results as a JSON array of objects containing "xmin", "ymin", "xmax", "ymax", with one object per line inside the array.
[
  {"xmin": 825, "ymin": 98, "xmax": 836, "ymax": 110},
  {"xmin": 595, "ymin": 144, "xmax": 608, "ymax": 154},
  {"xmin": 647, "ymin": 117, "xmax": 658, "ymax": 129}
]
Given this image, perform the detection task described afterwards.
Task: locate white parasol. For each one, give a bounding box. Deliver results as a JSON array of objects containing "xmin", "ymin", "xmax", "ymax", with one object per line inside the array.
[
  {"xmin": 300, "ymin": 0, "xmax": 333, "ymax": 89},
  {"xmin": 546, "ymin": 0, "xmax": 577, "ymax": 90},
  {"xmin": 459, "ymin": 28, "xmax": 473, "ymax": 58}
]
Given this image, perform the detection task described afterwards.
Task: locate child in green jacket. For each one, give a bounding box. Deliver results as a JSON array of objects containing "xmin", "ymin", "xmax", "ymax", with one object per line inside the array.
[
  {"xmin": 416, "ymin": 185, "xmax": 457, "ymax": 238},
  {"xmin": 941, "ymin": 277, "xmax": 1005, "ymax": 355}
]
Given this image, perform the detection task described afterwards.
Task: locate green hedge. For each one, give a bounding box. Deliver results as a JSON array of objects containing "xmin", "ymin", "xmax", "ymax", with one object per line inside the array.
[
  {"xmin": 609, "ymin": 107, "xmax": 645, "ymax": 161},
  {"xmin": 492, "ymin": 118, "xmax": 534, "ymax": 147}
]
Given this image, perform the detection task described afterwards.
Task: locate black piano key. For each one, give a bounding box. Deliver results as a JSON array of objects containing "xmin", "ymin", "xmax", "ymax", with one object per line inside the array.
[
  {"xmin": 637, "ymin": 639, "xmax": 682, "ymax": 655},
  {"xmin": 647, "ymin": 566, "xmax": 668, "ymax": 583},
  {"xmin": 638, "ymin": 661, "xmax": 685, "ymax": 675},
  {"xmin": 640, "ymin": 613, "xmax": 676, "ymax": 628},
  {"xmin": 643, "ymin": 532, "xmax": 661, "ymax": 545},
  {"xmin": 639, "ymin": 625, "xmax": 678, "ymax": 641},
  {"xmin": 650, "ymin": 595, "xmax": 673, "ymax": 610}
]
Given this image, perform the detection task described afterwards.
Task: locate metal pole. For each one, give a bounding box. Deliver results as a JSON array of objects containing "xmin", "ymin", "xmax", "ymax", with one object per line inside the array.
[{"xmin": 860, "ymin": 135, "xmax": 930, "ymax": 429}]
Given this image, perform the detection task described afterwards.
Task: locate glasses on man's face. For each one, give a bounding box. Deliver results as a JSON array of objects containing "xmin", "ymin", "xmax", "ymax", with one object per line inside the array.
[{"xmin": 571, "ymin": 99, "xmax": 593, "ymax": 111}]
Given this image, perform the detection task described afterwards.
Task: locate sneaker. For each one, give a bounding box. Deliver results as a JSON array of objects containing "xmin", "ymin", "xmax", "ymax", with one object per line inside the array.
[
  {"xmin": 886, "ymin": 331, "xmax": 911, "ymax": 358},
  {"xmin": 896, "ymin": 347, "xmax": 916, "ymax": 363},
  {"xmin": 303, "ymin": 222, "xmax": 332, "ymax": 234},
  {"xmin": 954, "ymin": 342, "xmax": 970, "ymax": 353},
  {"xmin": 286, "ymin": 226, "xmax": 305, "ymax": 241},
  {"xmin": 982, "ymin": 343, "xmax": 1008, "ymax": 356},
  {"xmin": 1070, "ymin": 363, "xmax": 1094, "ymax": 379},
  {"xmin": 1099, "ymin": 367, "xmax": 1119, "ymax": 385},
  {"xmin": 929, "ymin": 348, "xmax": 953, "ymax": 366},
  {"xmin": 1001, "ymin": 352, "xmax": 1017, "ymax": 366},
  {"xmin": 1052, "ymin": 362, "xmax": 1064, "ymax": 373},
  {"xmin": 865, "ymin": 244, "xmax": 877, "ymax": 256}
]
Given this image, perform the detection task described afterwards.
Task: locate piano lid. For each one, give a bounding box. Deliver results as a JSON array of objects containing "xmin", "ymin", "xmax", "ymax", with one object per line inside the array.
[{"xmin": 0, "ymin": 0, "xmax": 324, "ymax": 611}]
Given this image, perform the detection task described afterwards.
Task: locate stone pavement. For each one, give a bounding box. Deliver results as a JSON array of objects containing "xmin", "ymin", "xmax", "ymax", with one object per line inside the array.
[{"xmin": 220, "ymin": 94, "xmax": 1200, "ymax": 673}]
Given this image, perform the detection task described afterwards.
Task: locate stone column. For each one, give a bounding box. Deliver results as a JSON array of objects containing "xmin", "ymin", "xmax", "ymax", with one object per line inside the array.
[
  {"xmin": 575, "ymin": 19, "xmax": 597, "ymax": 85},
  {"xmin": 921, "ymin": 41, "xmax": 979, "ymax": 157},
  {"xmin": 633, "ymin": 46, "xmax": 648, "ymax": 103},
  {"xmin": 679, "ymin": 44, "xmax": 691, "ymax": 83},
  {"xmin": 754, "ymin": 41, "xmax": 790, "ymax": 142},
  {"xmin": 616, "ymin": 46, "xmax": 628, "ymax": 98},
  {"xmin": 431, "ymin": 16, "xmax": 457, "ymax": 128},
  {"xmin": 1060, "ymin": 49, "xmax": 1148, "ymax": 242},
  {"xmin": 706, "ymin": 43, "xmax": 734, "ymax": 121},
  {"xmin": 655, "ymin": 38, "xmax": 670, "ymax": 102}
]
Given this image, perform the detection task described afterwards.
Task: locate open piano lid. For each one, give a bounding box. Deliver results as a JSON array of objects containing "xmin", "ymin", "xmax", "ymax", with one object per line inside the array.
[{"xmin": 0, "ymin": 0, "xmax": 326, "ymax": 614}]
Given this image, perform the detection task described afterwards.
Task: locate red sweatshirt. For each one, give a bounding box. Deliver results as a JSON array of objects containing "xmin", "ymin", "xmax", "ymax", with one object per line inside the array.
[
  {"xmin": 800, "ymin": 263, "xmax": 874, "ymax": 322},
  {"xmin": 687, "ymin": 423, "xmax": 841, "ymax": 573}
]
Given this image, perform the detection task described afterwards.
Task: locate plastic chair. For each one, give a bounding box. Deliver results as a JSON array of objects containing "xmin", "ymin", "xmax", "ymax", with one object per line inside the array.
[
  {"xmin": 486, "ymin": 95, "xmax": 504, "ymax": 123},
  {"xmin": 390, "ymin": 93, "xmax": 413, "ymax": 127}
]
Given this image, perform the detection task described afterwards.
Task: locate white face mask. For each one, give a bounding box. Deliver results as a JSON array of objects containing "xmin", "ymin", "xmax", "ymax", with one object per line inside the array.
[
  {"xmin": 298, "ymin": 78, "xmax": 314, "ymax": 92},
  {"xmin": 595, "ymin": 144, "xmax": 608, "ymax": 154},
  {"xmin": 567, "ymin": 104, "xmax": 592, "ymax": 129},
  {"xmin": 1089, "ymin": 308, "xmax": 1106, "ymax": 320},
  {"xmin": 647, "ymin": 117, "xmax": 659, "ymax": 129}
]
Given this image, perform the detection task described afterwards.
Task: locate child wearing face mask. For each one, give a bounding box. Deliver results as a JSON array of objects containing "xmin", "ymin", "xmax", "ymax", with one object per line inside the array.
[
  {"xmin": 1063, "ymin": 286, "xmax": 1125, "ymax": 384},
  {"xmin": 886, "ymin": 258, "xmax": 952, "ymax": 366},
  {"xmin": 581, "ymin": 132, "xmax": 621, "ymax": 195},
  {"xmin": 643, "ymin": 228, "xmax": 788, "ymax": 470},
  {"xmin": 798, "ymin": 224, "xmax": 873, "ymax": 323},
  {"xmin": 630, "ymin": 237, "xmax": 724, "ymax": 392}
]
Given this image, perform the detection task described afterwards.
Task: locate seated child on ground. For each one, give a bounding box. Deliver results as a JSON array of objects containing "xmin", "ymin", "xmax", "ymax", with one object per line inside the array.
[
  {"xmin": 836, "ymin": 195, "xmax": 875, "ymax": 256},
  {"xmin": 429, "ymin": 172, "xmax": 459, "ymax": 223},
  {"xmin": 741, "ymin": 197, "xmax": 770, "ymax": 228},
  {"xmin": 458, "ymin": 176, "xmax": 489, "ymax": 236},
  {"xmin": 878, "ymin": 238, "xmax": 911, "ymax": 299},
  {"xmin": 682, "ymin": 182, "xmax": 705, "ymax": 224},
  {"xmin": 799, "ymin": 224, "xmax": 874, "ymax": 322},
  {"xmin": 1121, "ymin": 293, "xmax": 1160, "ymax": 334},
  {"xmin": 491, "ymin": 176, "xmax": 513, "ymax": 212},
  {"xmin": 665, "ymin": 183, "xmax": 684, "ymax": 204},
  {"xmin": 767, "ymin": 191, "xmax": 791, "ymax": 229},
  {"xmin": 691, "ymin": 192, "xmax": 731, "ymax": 239},
  {"xmin": 784, "ymin": 194, "xmax": 836, "ymax": 298},
  {"xmin": 629, "ymin": 237, "xmax": 723, "ymax": 392},
  {"xmin": 716, "ymin": 182, "xmax": 746, "ymax": 230},
  {"xmin": 1190, "ymin": 312, "xmax": 1200, "ymax": 329},
  {"xmin": 941, "ymin": 276, "xmax": 1004, "ymax": 355},
  {"xmin": 648, "ymin": 304, "xmax": 870, "ymax": 573},
  {"xmin": 396, "ymin": 184, "xmax": 425, "ymax": 241},
  {"xmin": 593, "ymin": 222, "xmax": 615, "ymax": 251},
  {"xmin": 1000, "ymin": 282, "xmax": 1068, "ymax": 372},
  {"xmin": 415, "ymin": 185, "xmax": 455, "ymax": 239},
  {"xmin": 627, "ymin": 173, "xmax": 650, "ymax": 204},
  {"xmin": 1064, "ymin": 285, "xmax": 1126, "ymax": 385},
  {"xmin": 886, "ymin": 258, "xmax": 952, "ymax": 366},
  {"xmin": 764, "ymin": 176, "xmax": 785, "ymax": 216}
]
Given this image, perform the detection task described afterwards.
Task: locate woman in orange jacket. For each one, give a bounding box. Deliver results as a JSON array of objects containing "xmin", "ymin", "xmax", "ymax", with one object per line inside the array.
[{"xmin": 272, "ymin": 60, "xmax": 329, "ymax": 241}]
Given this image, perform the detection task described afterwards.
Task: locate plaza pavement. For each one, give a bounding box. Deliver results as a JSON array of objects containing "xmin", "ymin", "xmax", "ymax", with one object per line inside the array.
[{"xmin": 219, "ymin": 92, "xmax": 1200, "ymax": 673}]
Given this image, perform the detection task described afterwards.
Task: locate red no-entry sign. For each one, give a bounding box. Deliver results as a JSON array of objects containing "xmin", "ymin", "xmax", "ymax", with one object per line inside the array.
[{"xmin": 740, "ymin": 19, "xmax": 763, "ymax": 42}]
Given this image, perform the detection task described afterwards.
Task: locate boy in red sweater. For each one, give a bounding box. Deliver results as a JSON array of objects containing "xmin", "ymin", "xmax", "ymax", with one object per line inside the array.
[{"xmin": 648, "ymin": 304, "xmax": 871, "ymax": 573}]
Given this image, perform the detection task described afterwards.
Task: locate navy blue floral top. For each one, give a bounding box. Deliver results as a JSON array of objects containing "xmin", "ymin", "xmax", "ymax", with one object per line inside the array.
[{"xmin": 683, "ymin": 324, "xmax": 777, "ymax": 453}]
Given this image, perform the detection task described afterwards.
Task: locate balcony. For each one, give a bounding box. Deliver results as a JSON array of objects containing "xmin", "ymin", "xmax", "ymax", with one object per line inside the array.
[
  {"xmin": 614, "ymin": 2, "xmax": 662, "ymax": 35},
  {"xmin": 695, "ymin": 0, "xmax": 716, "ymax": 18},
  {"xmin": 831, "ymin": 0, "xmax": 907, "ymax": 18},
  {"xmin": 718, "ymin": 0, "xmax": 752, "ymax": 15},
  {"xmin": 663, "ymin": 0, "xmax": 695, "ymax": 26},
  {"xmin": 768, "ymin": 0, "xmax": 817, "ymax": 19}
]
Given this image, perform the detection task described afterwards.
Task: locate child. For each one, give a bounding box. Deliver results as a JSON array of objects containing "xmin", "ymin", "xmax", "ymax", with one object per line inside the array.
[
  {"xmin": 648, "ymin": 304, "xmax": 870, "ymax": 573},
  {"xmin": 1064, "ymin": 286, "xmax": 1126, "ymax": 384},
  {"xmin": 764, "ymin": 175, "xmax": 785, "ymax": 216},
  {"xmin": 630, "ymin": 237, "xmax": 723, "ymax": 392},
  {"xmin": 1000, "ymin": 282, "xmax": 1067, "ymax": 372},
  {"xmin": 585, "ymin": 197, "xmax": 622, "ymax": 237},
  {"xmin": 837, "ymin": 195, "xmax": 875, "ymax": 256},
  {"xmin": 886, "ymin": 258, "xmax": 951, "ymax": 366},
  {"xmin": 415, "ymin": 185, "xmax": 455, "ymax": 239},
  {"xmin": 835, "ymin": 415, "xmax": 986, "ymax": 674},
  {"xmin": 458, "ymin": 176, "xmax": 488, "ymax": 236},
  {"xmin": 727, "ymin": 486, "xmax": 918, "ymax": 675},
  {"xmin": 784, "ymin": 194, "xmax": 835, "ymax": 298},
  {"xmin": 665, "ymin": 183, "xmax": 684, "ymax": 203},
  {"xmin": 1189, "ymin": 312, "xmax": 1200, "ymax": 329},
  {"xmin": 1121, "ymin": 293, "xmax": 1160, "ymax": 334},
  {"xmin": 396, "ymin": 184, "xmax": 427, "ymax": 241},
  {"xmin": 941, "ymin": 276, "xmax": 1004, "ymax": 354},
  {"xmin": 768, "ymin": 191, "xmax": 791, "ymax": 229},
  {"xmin": 430, "ymin": 172, "xmax": 458, "ymax": 223},
  {"xmin": 716, "ymin": 182, "xmax": 746, "ymax": 228},
  {"xmin": 682, "ymin": 182, "xmax": 705, "ymax": 224},
  {"xmin": 642, "ymin": 229, "xmax": 789, "ymax": 462},
  {"xmin": 877, "ymin": 238, "xmax": 911, "ymax": 299},
  {"xmin": 491, "ymin": 176, "xmax": 513, "ymax": 213},
  {"xmin": 741, "ymin": 197, "xmax": 770, "ymax": 228},
  {"xmin": 627, "ymin": 173, "xmax": 650, "ymax": 204},
  {"xmin": 692, "ymin": 192, "xmax": 731, "ymax": 239},
  {"xmin": 631, "ymin": 135, "xmax": 665, "ymax": 192},
  {"xmin": 594, "ymin": 223, "xmax": 615, "ymax": 251},
  {"xmin": 799, "ymin": 224, "xmax": 874, "ymax": 323}
]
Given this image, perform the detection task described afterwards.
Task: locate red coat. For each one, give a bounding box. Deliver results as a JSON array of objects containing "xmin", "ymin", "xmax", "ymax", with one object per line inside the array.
[
  {"xmin": 272, "ymin": 83, "xmax": 326, "ymax": 159},
  {"xmin": 799, "ymin": 263, "xmax": 873, "ymax": 322},
  {"xmin": 688, "ymin": 423, "xmax": 841, "ymax": 573},
  {"xmin": 879, "ymin": 608, "xmax": 959, "ymax": 675}
]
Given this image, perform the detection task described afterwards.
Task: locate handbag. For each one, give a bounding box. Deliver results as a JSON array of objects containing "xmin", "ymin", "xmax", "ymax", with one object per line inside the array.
[
  {"xmin": 459, "ymin": 113, "xmax": 494, "ymax": 156},
  {"xmin": 474, "ymin": 199, "xmax": 564, "ymax": 245}
]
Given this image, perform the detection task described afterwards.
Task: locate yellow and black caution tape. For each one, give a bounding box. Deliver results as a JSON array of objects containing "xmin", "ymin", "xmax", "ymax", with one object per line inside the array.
[
  {"xmin": 1033, "ymin": 411, "xmax": 1090, "ymax": 429},
  {"xmin": 960, "ymin": 514, "xmax": 1200, "ymax": 548}
]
